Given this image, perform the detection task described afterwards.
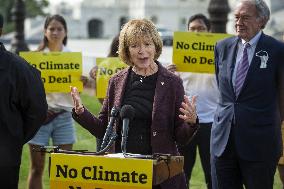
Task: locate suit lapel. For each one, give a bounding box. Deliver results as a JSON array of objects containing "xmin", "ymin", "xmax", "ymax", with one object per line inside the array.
[{"xmin": 227, "ymin": 37, "xmax": 239, "ymax": 95}]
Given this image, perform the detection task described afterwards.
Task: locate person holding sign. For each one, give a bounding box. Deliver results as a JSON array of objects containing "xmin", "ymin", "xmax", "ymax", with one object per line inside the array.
[
  {"xmin": 71, "ymin": 18, "xmax": 199, "ymax": 189},
  {"xmin": 0, "ymin": 14, "xmax": 47, "ymax": 189},
  {"xmin": 27, "ymin": 15, "xmax": 76, "ymax": 189},
  {"xmin": 167, "ymin": 14, "xmax": 217, "ymax": 189},
  {"xmin": 211, "ymin": 0, "xmax": 284, "ymax": 188}
]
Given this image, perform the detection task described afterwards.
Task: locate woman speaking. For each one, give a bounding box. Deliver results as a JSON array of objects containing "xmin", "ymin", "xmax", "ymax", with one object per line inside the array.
[{"xmin": 71, "ymin": 18, "xmax": 198, "ymax": 189}]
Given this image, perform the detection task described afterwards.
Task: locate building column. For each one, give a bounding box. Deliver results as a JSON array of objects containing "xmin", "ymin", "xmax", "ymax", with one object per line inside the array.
[{"xmin": 208, "ymin": 0, "xmax": 230, "ymax": 33}]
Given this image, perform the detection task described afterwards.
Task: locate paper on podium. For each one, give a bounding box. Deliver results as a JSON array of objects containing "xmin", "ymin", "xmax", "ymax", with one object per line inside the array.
[{"xmin": 104, "ymin": 153, "xmax": 125, "ymax": 158}]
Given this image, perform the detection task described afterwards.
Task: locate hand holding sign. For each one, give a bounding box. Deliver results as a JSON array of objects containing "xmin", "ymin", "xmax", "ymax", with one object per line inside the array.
[
  {"xmin": 89, "ymin": 66, "xmax": 98, "ymax": 80},
  {"xmin": 166, "ymin": 64, "xmax": 177, "ymax": 73}
]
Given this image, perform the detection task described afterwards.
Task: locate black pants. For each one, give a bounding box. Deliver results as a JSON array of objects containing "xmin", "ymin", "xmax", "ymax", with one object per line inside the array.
[
  {"xmin": 0, "ymin": 166, "xmax": 20, "ymax": 189},
  {"xmin": 179, "ymin": 122, "xmax": 212, "ymax": 189},
  {"xmin": 213, "ymin": 126, "xmax": 277, "ymax": 189}
]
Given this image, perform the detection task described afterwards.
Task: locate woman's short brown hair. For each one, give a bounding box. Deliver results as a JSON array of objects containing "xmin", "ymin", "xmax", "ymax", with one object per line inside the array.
[{"xmin": 118, "ymin": 19, "xmax": 163, "ymax": 66}]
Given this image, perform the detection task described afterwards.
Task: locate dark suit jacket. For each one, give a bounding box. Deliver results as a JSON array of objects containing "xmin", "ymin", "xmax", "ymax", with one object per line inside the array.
[
  {"xmin": 0, "ymin": 43, "xmax": 47, "ymax": 166},
  {"xmin": 73, "ymin": 62, "xmax": 198, "ymax": 189},
  {"xmin": 211, "ymin": 33, "xmax": 284, "ymax": 161}
]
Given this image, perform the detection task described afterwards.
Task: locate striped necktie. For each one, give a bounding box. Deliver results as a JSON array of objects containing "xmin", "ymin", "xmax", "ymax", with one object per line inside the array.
[{"xmin": 235, "ymin": 43, "xmax": 250, "ymax": 97}]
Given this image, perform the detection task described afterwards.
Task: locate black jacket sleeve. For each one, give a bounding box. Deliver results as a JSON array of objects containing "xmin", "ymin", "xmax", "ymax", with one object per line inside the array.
[{"xmin": 15, "ymin": 56, "xmax": 48, "ymax": 143}]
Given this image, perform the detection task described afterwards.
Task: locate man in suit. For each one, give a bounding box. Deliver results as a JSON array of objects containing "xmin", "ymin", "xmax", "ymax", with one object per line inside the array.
[
  {"xmin": 0, "ymin": 14, "xmax": 47, "ymax": 188},
  {"xmin": 211, "ymin": 0, "xmax": 284, "ymax": 189}
]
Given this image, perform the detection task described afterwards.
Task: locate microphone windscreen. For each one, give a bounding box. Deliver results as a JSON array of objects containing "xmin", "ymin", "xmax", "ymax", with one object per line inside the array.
[{"xmin": 120, "ymin": 105, "xmax": 135, "ymax": 120}]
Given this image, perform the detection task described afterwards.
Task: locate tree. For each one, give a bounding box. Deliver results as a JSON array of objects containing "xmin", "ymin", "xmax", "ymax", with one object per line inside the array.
[
  {"xmin": 0, "ymin": 0, "xmax": 49, "ymax": 33},
  {"xmin": 25, "ymin": 0, "xmax": 49, "ymax": 18}
]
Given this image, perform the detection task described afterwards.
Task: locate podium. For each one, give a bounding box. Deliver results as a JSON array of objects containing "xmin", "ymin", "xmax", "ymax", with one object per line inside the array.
[
  {"xmin": 48, "ymin": 152, "xmax": 184, "ymax": 189},
  {"xmin": 153, "ymin": 155, "xmax": 184, "ymax": 185}
]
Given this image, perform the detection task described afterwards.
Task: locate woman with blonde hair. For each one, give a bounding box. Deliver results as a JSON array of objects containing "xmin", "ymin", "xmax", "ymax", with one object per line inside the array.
[{"xmin": 71, "ymin": 18, "xmax": 198, "ymax": 188}]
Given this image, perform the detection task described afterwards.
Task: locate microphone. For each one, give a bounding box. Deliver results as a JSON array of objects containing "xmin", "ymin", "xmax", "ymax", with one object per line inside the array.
[
  {"xmin": 120, "ymin": 105, "xmax": 135, "ymax": 154},
  {"xmin": 100, "ymin": 106, "xmax": 120, "ymax": 151}
]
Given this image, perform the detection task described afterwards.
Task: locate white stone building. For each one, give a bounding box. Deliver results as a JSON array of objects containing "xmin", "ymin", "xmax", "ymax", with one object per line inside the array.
[
  {"xmin": 24, "ymin": 0, "xmax": 284, "ymax": 40},
  {"xmin": 26, "ymin": 0, "xmax": 210, "ymax": 39}
]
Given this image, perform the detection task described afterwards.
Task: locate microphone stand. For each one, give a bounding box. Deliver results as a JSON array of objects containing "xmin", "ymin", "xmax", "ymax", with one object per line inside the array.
[
  {"xmin": 121, "ymin": 131, "xmax": 127, "ymax": 155},
  {"xmin": 100, "ymin": 107, "xmax": 119, "ymax": 151},
  {"xmin": 35, "ymin": 132, "xmax": 118, "ymax": 156},
  {"xmin": 37, "ymin": 107, "xmax": 120, "ymax": 155}
]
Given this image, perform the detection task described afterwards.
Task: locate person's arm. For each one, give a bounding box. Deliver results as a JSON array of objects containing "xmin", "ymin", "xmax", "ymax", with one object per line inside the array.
[
  {"xmin": 70, "ymin": 86, "xmax": 108, "ymax": 138},
  {"xmin": 17, "ymin": 61, "xmax": 48, "ymax": 143}
]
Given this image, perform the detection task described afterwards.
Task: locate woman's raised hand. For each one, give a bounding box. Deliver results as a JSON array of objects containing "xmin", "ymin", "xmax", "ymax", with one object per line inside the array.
[
  {"xmin": 70, "ymin": 86, "xmax": 84, "ymax": 115},
  {"xmin": 179, "ymin": 95, "xmax": 198, "ymax": 124}
]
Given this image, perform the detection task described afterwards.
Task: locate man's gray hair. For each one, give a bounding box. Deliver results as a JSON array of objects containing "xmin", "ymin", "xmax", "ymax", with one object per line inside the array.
[{"xmin": 241, "ymin": 0, "xmax": 270, "ymax": 29}]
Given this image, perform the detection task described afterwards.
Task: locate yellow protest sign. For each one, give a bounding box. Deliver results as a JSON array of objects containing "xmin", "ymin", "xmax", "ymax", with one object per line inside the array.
[
  {"xmin": 173, "ymin": 32, "xmax": 233, "ymax": 73},
  {"xmin": 49, "ymin": 153, "xmax": 153, "ymax": 189},
  {"xmin": 20, "ymin": 52, "xmax": 83, "ymax": 93},
  {"xmin": 96, "ymin": 57, "xmax": 128, "ymax": 98}
]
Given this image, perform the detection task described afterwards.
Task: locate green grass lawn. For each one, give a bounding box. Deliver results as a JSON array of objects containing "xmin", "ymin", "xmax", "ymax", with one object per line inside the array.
[{"xmin": 18, "ymin": 92, "xmax": 282, "ymax": 189}]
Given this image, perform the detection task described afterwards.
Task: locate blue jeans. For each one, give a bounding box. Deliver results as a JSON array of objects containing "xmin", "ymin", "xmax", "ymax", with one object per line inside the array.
[{"xmin": 28, "ymin": 111, "xmax": 76, "ymax": 146}]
